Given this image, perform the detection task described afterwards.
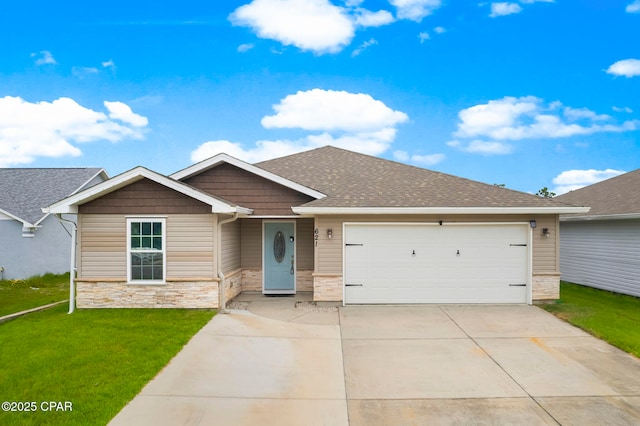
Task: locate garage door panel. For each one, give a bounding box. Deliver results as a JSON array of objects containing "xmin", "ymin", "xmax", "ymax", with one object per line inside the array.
[{"xmin": 344, "ymin": 224, "xmax": 529, "ymax": 304}]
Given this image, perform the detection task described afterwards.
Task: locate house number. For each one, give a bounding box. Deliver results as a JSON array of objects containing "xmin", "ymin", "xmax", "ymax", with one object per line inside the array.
[{"xmin": 314, "ymin": 228, "xmax": 319, "ymax": 246}]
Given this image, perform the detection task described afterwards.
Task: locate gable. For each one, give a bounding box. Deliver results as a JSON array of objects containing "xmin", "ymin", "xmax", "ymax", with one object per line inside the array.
[
  {"xmin": 183, "ymin": 163, "xmax": 314, "ymax": 216},
  {"xmin": 78, "ymin": 178, "xmax": 212, "ymax": 215}
]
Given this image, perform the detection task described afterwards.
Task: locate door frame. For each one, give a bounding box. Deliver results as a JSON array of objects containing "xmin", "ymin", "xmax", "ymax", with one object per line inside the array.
[{"xmin": 262, "ymin": 220, "xmax": 297, "ymax": 295}]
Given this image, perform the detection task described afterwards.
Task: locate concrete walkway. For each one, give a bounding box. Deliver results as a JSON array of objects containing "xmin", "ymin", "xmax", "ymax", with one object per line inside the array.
[{"xmin": 110, "ymin": 295, "xmax": 640, "ymax": 425}]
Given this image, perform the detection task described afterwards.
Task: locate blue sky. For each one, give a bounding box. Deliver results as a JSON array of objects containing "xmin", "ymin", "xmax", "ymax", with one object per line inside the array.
[{"xmin": 1, "ymin": 0, "xmax": 639, "ymax": 194}]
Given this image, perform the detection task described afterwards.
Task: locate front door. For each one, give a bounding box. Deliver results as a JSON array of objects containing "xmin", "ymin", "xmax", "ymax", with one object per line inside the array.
[{"xmin": 263, "ymin": 222, "xmax": 296, "ymax": 294}]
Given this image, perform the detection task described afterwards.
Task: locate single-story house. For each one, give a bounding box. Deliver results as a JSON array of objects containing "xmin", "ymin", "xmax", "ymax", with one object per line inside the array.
[
  {"xmin": 44, "ymin": 146, "xmax": 587, "ymax": 308},
  {"xmin": 556, "ymin": 168, "xmax": 640, "ymax": 297},
  {"xmin": 0, "ymin": 168, "xmax": 108, "ymax": 280}
]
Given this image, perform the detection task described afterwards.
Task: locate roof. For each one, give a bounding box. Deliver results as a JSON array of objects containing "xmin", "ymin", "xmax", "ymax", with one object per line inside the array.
[
  {"xmin": 256, "ymin": 146, "xmax": 587, "ymax": 214},
  {"xmin": 0, "ymin": 168, "xmax": 107, "ymax": 226},
  {"xmin": 556, "ymin": 168, "xmax": 640, "ymax": 220},
  {"xmin": 45, "ymin": 166, "xmax": 253, "ymax": 215}
]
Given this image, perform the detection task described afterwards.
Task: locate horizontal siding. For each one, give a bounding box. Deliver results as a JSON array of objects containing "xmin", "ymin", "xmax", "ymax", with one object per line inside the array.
[
  {"xmin": 560, "ymin": 219, "xmax": 640, "ymax": 297},
  {"xmin": 316, "ymin": 214, "xmax": 558, "ymax": 275},
  {"xmin": 79, "ymin": 214, "xmax": 126, "ymax": 278},
  {"xmin": 221, "ymin": 220, "xmax": 241, "ymax": 273},
  {"xmin": 296, "ymin": 218, "xmax": 314, "ymax": 270},
  {"xmin": 79, "ymin": 214, "xmax": 215, "ymax": 279},
  {"xmin": 241, "ymin": 219, "xmax": 262, "ymax": 268},
  {"xmin": 166, "ymin": 215, "xmax": 214, "ymax": 278}
]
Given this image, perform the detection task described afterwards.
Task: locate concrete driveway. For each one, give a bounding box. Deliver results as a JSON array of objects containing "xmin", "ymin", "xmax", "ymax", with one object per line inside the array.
[{"xmin": 110, "ymin": 298, "xmax": 640, "ymax": 425}]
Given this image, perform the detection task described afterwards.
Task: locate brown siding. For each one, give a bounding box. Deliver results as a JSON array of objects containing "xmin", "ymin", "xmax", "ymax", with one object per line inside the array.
[
  {"xmin": 296, "ymin": 218, "xmax": 314, "ymax": 270},
  {"xmin": 315, "ymin": 214, "xmax": 559, "ymax": 275},
  {"xmin": 241, "ymin": 219, "xmax": 262, "ymax": 268},
  {"xmin": 183, "ymin": 163, "xmax": 314, "ymax": 215},
  {"xmin": 79, "ymin": 178, "xmax": 212, "ymax": 214}
]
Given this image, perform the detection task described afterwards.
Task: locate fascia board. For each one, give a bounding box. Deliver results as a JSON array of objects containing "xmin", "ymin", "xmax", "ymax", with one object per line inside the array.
[
  {"xmin": 170, "ymin": 153, "xmax": 326, "ymax": 200},
  {"xmin": 291, "ymin": 206, "xmax": 592, "ymax": 215},
  {"xmin": 0, "ymin": 207, "xmax": 32, "ymax": 227},
  {"xmin": 560, "ymin": 212, "xmax": 640, "ymax": 222}
]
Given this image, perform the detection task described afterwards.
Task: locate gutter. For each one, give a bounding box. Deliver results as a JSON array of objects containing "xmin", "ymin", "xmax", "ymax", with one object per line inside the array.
[
  {"xmin": 217, "ymin": 213, "xmax": 239, "ymax": 314},
  {"xmin": 55, "ymin": 214, "xmax": 77, "ymax": 314}
]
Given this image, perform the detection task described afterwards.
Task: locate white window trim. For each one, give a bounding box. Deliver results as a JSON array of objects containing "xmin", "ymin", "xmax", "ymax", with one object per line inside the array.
[{"xmin": 126, "ymin": 217, "xmax": 167, "ymax": 285}]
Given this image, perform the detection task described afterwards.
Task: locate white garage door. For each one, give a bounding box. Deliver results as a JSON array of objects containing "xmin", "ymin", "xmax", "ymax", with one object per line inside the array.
[{"xmin": 344, "ymin": 223, "xmax": 529, "ymax": 304}]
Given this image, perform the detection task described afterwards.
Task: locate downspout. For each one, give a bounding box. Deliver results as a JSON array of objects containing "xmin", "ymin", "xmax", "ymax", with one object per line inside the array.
[
  {"xmin": 217, "ymin": 212, "xmax": 238, "ymax": 314},
  {"xmin": 56, "ymin": 214, "xmax": 77, "ymax": 314}
]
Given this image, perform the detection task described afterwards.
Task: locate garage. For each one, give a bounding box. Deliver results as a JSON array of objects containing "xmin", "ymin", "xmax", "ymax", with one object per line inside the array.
[{"xmin": 344, "ymin": 223, "xmax": 530, "ymax": 304}]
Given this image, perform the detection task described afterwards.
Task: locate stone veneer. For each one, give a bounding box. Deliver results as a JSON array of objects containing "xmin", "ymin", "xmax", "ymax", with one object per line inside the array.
[
  {"xmin": 76, "ymin": 280, "xmax": 219, "ymax": 309},
  {"xmin": 222, "ymin": 269, "xmax": 243, "ymax": 303},
  {"xmin": 532, "ymin": 273, "xmax": 561, "ymax": 301},
  {"xmin": 313, "ymin": 274, "xmax": 343, "ymax": 302}
]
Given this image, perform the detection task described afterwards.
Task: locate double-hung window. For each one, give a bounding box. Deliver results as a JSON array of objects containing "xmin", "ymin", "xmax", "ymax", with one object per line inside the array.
[{"xmin": 127, "ymin": 218, "xmax": 165, "ymax": 283}]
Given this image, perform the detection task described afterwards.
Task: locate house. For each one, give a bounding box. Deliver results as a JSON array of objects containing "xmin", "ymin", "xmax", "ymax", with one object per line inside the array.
[
  {"xmin": 0, "ymin": 168, "xmax": 108, "ymax": 280},
  {"xmin": 44, "ymin": 146, "xmax": 587, "ymax": 309},
  {"xmin": 556, "ymin": 169, "xmax": 640, "ymax": 297}
]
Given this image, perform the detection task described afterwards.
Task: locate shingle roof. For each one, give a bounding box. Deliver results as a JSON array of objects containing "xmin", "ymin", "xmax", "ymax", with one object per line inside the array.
[
  {"xmin": 256, "ymin": 146, "xmax": 572, "ymax": 209},
  {"xmin": 556, "ymin": 168, "xmax": 640, "ymax": 217},
  {"xmin": 0, "ymin": 168, "xmax": 105, "ymax": 225}
]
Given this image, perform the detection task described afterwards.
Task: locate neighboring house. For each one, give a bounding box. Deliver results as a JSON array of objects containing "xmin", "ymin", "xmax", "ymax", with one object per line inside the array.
[
  {"xmin": 556, "ymin": 169, "xmax": 640, "ymax": 297},
  {"xmin": 0, "ymin": 168, "xmax": 108, "ymax": 280},
  {"xmin": 44, "ymin": 146, "xmax": 587, "ymax": 309}
]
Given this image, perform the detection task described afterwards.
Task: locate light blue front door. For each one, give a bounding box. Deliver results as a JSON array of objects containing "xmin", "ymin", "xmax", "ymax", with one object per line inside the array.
[{"xmin": 263, "ymin": 222, "xmax": 296, "ymax": 294}]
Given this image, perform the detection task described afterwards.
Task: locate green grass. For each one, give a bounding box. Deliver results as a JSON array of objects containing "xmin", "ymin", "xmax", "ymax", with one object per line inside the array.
[
  {"xmin": 541, "ymin": 281, "xmax": 640, "ymax": 358},
  {"xmin": 0, "ymin": 273, "xmax": 70, "ymax": 317},
  {"xmin": 0, "ymin": 304, "xmax": 215, "ymax": 425}
]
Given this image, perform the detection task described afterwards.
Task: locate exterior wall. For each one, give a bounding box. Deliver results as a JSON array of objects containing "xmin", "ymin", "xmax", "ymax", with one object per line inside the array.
[
  {"xmin": 0, "ymin": 214, "xmax": 75, "ymax": 280},
  {"xmin": 78, "ymin": 214, "xmax": 215, "ymax": 280},
  {"xmin": 76, "ymin": 279, "xmax": 218, "ymax": 308},
  {"xmin": 313, "ymin": 214, "xmax": 561, "ymax": 302},
  {"xmin": 221, "ymin": 220, "xmax": 241, "ymax": 273},
  {"xmin": 183, "ymin": 163, "xmax": 314, "ymax": 216},
  {"xmin": 560, "ymin": 219, "xmax": 640, "ymax": 297},
  {"xmin": 77, "ymin": 213, "xmax": 217, "ymax": 308}
]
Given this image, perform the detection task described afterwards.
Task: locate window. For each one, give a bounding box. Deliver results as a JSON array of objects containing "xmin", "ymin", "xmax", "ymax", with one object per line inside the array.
[{"xmin": 127, "ymin": 218, "xmax": 165, "ymax": 283}]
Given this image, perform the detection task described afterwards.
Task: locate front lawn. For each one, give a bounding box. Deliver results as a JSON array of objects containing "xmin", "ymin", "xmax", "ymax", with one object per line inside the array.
[
  {"xmin": 0, "ymin": 304, "xmax": 215, "ymax": 425},
  {"xmin": 541, "ymin": 281, "xmax": 640, "ymax": 358},
  {"xmin": 0, "ymin": 273, "xmax": 70, "ymax": 317}
]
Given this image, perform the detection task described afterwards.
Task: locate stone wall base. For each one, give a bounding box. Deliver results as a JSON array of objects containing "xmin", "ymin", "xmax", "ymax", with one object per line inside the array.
[
  {"xmin": 313, "ymin": 274, "xmax": 343, "ymax": 302},
  {"xmin": 76, "ymin": 280, "xmax": 219, "ymax": 309},
  {"xmin": 532, "ymin": 273, "xmax": 560, "ymax": 301},
  {"xmin": 222, "ymin": 269, "xmax": 243, "ymax": 303}
]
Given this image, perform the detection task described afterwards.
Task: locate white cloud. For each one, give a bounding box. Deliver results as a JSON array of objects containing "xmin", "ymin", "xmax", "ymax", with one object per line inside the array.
[
  {"xmin": 454, "ymin": 96, "xmax": 639, "ymax": 141},
  {"xmin": 261, "ymin": 89, "xmax": 408, "ymax": 132},
  {"xmin": 433, "ymin": 26, "xmax": 446, "ymax": 33},
  {"xmin": 489, "ymin": 2, "xmax": 522, "ymax": 17},
  {"xmin": 393, "ymin": 150, "xmax": 445, "ymax": 165},
  {"xmin": 104, "ymin": 101, "xmax": 149, "ymax": 127},
  {"xmin": 613, "ymin": 106, "xmax": 633, "ymax": 113},
  {"xmin": 229, "ymin": 0, "xmax": 355, "ymax": 54},
  {"xmin": 101, "ymin": 59, "xmax": 116, "ymax": 69},
  {"xmin": 72, "ymin": 67, "xmax": 99, "ymax": 79},
  {"xmin": 626, "ymin": 0, "xmax": 640, "ymax": 13},
  {"xmin": 447, "ymin": 139, "xmax": 513, "ymax": 155},
  {"xmin": 0, "ymin": 96, "xmax": 148, "ymax": 166},
  {"xmin": 353, "ymin": 8, "xmax": 394, "ymax": 27},
  {"xmin": 351, "ymin": 38, "xmax": 378, "ymax": 57},
  {"xmin": 552, "ymin": 169, "xmax": 626, "ymax": 194},
  {"xmin": 31, "ymin": 50, "xmax": 56, "ymax": 66},
  {"xmin": 606, "ymin": 58, "xmax": 640, "ymax": 78},
  {"xmin": 237, "ymin": 43, "xmax": 255, "ymax": 52},
  {"xmin": 192, "ymin": 89, "xmax": 408, "ymax": 163},
  {"xmin": 419, "ymin": 32, "xmax": 430, "ymax": 43},
  {"xmin": 390, "ymin": 0, "xmax": 442, "ymax": 22}
]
